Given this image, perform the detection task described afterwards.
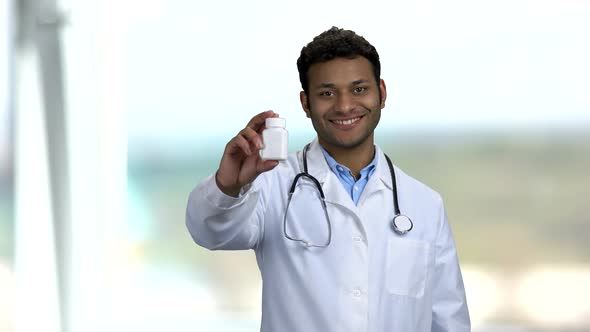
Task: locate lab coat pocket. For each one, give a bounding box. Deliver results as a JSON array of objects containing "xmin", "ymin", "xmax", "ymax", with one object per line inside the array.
[{"xmin": 386, "ymin": 237, "xmax": 431, "ymax": 298}]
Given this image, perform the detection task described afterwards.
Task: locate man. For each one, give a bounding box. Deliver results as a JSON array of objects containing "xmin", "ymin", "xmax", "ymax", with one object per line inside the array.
[{"xmin": 186, "ymin": 27, "xmax": 470, "ymax": 331}]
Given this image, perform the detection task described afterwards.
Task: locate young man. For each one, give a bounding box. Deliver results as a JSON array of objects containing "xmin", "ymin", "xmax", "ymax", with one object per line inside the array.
[{"xmin": 186, "ymin": 27, "xmax": 470, "ymax": 331}]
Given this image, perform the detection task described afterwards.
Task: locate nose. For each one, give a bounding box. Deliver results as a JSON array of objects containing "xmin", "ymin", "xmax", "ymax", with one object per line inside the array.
[{"xmin": 335, "ymin": 92, "xmax": 355, "ymax": 113}]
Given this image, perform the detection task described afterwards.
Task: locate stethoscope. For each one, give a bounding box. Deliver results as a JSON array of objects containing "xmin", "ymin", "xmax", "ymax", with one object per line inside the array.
[{"xmin": 283, "ymin": 143, "xmax": 413, "ymax": 248}]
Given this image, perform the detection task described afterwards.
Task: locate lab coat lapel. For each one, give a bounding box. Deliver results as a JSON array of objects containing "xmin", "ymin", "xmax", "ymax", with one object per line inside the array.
[
  {"xmin": 322, "ymin": 172, "xmax": 358, "ymax": 213},
  {"xmin": 359, "ymin": 145, "xmax": 394, "ymax": 205},
  {"xmin": 302, "ymin": 139, "xmax": 358, "ymax": 214}
]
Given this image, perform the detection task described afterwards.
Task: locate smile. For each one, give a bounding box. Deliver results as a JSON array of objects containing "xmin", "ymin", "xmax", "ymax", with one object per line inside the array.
[{"xmin": 331, "ymin": 116, "xmax": 363, "ymax": 126}]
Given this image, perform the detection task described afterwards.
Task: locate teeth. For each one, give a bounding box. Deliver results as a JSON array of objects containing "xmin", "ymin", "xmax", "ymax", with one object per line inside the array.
[{"xmin": 334, "ymin": 117, "xmax": 361, "ymax": 125}]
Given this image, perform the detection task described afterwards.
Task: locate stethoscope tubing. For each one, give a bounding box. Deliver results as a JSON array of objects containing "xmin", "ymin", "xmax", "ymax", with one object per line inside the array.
[{"xmin": 284, "ymin": 143, "xmax": 413, "ymax": 247}]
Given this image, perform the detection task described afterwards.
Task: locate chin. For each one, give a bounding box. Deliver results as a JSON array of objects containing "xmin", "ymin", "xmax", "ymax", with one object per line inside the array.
[{"xmin": 323, "ymin": 136, "xmax": 370, "ymax": 150}]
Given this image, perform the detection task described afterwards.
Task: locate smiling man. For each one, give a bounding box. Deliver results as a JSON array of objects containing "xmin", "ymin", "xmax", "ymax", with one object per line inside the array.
[
  {"xmin": 186, "ymin": 27, "xmax": 470, "ymax": 331},
  {"xmin": 300, "ymin": 55, "xmax": 385, "ymax": 180}
]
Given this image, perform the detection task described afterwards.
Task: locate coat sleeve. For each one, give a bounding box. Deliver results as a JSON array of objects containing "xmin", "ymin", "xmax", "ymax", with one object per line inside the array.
[
  {"xmin": 431, "ymin": 199, "xmax": 471, "ymax": 332},
  {"xmin": 185, "ymin": 174, "xmax": 267, "ymax": 251}
]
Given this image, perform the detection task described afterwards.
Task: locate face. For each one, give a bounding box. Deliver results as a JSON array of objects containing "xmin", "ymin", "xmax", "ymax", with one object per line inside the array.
[{"xmin": 300, "ymin": 57, "xmax": 387, "ymax": 152}]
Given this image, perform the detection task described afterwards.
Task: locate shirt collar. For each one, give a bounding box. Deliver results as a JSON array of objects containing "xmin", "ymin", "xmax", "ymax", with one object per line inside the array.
[
  {"xmin": 319, "ymin": 144, "xmax": 378, "ymax": 181},
  {"xmin": 297, "ymin": 139, "xmax": 396, "ymax": 211},
  {"xmin": 298, "ymin": 139, "xmax": 392, "ymax": 190}
]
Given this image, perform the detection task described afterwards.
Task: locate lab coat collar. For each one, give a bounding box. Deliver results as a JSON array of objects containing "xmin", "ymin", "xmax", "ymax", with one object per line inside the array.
[
  {"xmin": 374, "ymin": 144, "xmax": 395, "ymax": 191},
  {"xmin": 297, "ymin": 139, "xmax": 395, "ymax": 211},
  {"xmin": 297, "ymin": 139, "xmax": 356, "ymax": 212},
  {"xmin": 297, "ymin": 138, "xmax": 330, "ymax": 184}
]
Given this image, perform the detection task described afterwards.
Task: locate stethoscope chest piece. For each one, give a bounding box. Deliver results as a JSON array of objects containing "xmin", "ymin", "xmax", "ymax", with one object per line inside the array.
[{"xmin": 392, "ymin": 214, "xmax": 413, "ymax": 235}]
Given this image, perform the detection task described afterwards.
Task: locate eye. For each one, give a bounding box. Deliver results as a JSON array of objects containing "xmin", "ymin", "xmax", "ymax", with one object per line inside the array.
[
  {"xmin": 319, "ymin": 91, "xmax": 335, "ymax": 97},
  {"xmin": 353, "ymin": 86, "xmax": 367, "ymax": 94}
]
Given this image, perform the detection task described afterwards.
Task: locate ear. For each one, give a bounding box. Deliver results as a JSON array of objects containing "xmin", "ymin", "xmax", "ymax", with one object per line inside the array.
[
  {"xmin": 300, "ymin": 91, "xmax": 311, "ymax": 118},
  {"xmin": 379, "ymin": 79, "xmax": 387, "ymax": 109}
]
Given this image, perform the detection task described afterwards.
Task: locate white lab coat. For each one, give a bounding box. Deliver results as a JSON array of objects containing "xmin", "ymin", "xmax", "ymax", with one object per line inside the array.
[{"xmin": 186, "ymin": 139, "xmax": 470, "ymax": 332}]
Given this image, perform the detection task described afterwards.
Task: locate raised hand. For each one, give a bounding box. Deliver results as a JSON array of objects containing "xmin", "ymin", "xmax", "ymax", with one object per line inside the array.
[{"xmin": 215, "ymin": 110, "xmax": 280, "ymax": 197}]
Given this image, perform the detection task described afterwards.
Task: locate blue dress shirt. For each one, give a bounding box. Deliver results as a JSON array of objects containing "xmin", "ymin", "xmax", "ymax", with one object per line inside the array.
[{"xmin": 320, "ymin": 146, "xmax": 378, "ymax": 205}]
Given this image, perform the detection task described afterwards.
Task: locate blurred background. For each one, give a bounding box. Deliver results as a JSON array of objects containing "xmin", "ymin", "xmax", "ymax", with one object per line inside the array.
[{"xmin": 1, "ymin": 0, "xmax": 590, "ymax": 331}]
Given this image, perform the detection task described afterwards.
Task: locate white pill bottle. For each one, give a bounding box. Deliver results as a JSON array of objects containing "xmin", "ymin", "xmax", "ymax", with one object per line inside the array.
[{"xmin": 260, "ymin": 117, "xmax": 288, "ymax": 160}]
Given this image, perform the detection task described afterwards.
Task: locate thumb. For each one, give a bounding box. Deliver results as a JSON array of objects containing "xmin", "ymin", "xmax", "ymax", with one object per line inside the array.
[{"xmin": 257, "ymin": 159, "xmax": 279, "ymax": 174}]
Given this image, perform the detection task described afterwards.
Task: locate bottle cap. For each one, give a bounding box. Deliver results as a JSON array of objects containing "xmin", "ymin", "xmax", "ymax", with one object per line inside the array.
[{"xmin": 265, "ymin": 117, "xmax": 286, "ymax": 128}]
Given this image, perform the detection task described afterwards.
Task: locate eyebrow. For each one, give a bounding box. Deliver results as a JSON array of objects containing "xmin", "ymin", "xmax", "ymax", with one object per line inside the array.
[
  {"xmin": 352, "ymin": 79, "xmax": 369, "ymax": 85},
  {"xmin": 317, "ymin": 83, "xmax": 336, "ymax": 89},
  {"xmin": 315, "ymin": 79, "xmax": 370, "ymax": 89}
]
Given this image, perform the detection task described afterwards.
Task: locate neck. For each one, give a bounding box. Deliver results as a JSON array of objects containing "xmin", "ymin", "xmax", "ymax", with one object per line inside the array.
[{"xmin": 319, "ymin": 137, "xmax": 375, "ymax": 178}]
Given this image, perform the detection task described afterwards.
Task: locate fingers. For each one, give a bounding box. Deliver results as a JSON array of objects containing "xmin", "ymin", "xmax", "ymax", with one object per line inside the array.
[
  {"xmin": 228, "ymin": 126, "xmax": 262, "ymax": 157},
  {"xmin": 246, "ymin": 110, "xmax": 279, "ymax": 133},
  {"xmin": 217, "ymin": 111, "xmax": 281, "ymax": 196},
  {"xmin": 239, "ymin": 126, "xmax": 263, "ymax": 151},
  {"xmin": 232, "ymin": 111, "xmax": 279, "ymax": 156},
  {"xmin": 231, "ymin": 133, "xmax": 253, "ymax": 156},
  {"xmin": 224, "ymin": 110, "xmax": 281, "ymax": 161}
]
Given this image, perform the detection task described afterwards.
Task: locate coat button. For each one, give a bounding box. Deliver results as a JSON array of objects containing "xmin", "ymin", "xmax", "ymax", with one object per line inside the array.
[{"xmin": 352, "ymin": 288, "xmax": 362, "ymax": 297}]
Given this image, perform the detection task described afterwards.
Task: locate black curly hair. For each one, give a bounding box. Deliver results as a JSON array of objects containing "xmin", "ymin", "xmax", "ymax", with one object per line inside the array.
[{"xmin": 297, "ymin": 27, "xmax": 381, "ymax": 96}]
